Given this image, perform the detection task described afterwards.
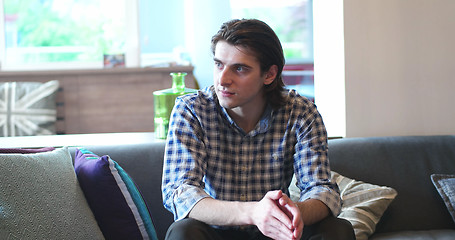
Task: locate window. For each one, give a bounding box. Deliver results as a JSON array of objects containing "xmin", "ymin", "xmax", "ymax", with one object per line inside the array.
[
  {"xmin": 230, "ymin": 0, "xmax": 313, "ymax": 64},
  {"xmin": 230, "ymin": 0, "xmax": 314, "ymax": 101},
  {"xmin": 0, "ymin": 0, "xmax": 137, "ymax": 71}
]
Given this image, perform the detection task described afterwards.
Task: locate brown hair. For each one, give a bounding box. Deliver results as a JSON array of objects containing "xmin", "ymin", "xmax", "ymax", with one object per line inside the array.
[{"xmin": 211, "ymin": 19, "xmax": 286, "ymax": 109}]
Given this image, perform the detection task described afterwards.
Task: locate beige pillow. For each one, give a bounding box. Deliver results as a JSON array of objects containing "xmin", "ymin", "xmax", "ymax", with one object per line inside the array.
[
  {"xmin": 288, "ymin": 172, "xmax": 397, "ymax": 240},
  {"xmin": 0, "ymin": 147, "xmax": 104, "ymax": 239},
  {"xmin": 332, "ymin": 171, "xmax": 397, "ymax": 240}
]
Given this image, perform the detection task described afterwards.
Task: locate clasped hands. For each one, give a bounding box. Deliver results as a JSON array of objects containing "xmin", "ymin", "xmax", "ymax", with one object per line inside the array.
[{"xmin": 252, "ymin": 190, "xmax": 304, "ymax": 240}]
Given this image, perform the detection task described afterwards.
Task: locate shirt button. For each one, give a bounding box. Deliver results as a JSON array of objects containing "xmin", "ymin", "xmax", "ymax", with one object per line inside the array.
[{"xmin": 240, "ymin": 194, "xmax": 246, "ymax": 201}]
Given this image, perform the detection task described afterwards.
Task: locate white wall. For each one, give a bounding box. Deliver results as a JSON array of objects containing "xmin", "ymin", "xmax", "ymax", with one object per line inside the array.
[
  {"xmin": 313, "ymin": 0, "xmax": 346, "ymax": 138},
  {"xmin": 315, "ymin": 0, "xmax": 455, "ymax": 138},
  {"xmin": 184, "ymin": 0, "xmax": 232, "ymax": 89}
]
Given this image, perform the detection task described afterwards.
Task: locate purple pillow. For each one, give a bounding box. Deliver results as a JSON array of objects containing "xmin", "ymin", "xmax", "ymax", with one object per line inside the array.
[
  {"xmin": 0, "ymin": 147, "xmax": 55, "ymax": 154},
  {"xmin": 74, "ymin": 148, "xmax": 158, "ymax": 240}
]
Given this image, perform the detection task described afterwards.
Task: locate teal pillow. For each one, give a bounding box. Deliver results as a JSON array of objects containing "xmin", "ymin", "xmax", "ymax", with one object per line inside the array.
[
  {"xmin": 74, "ymin": 148, "xmax": 158, "ymax": 240},
  {"xmin": 0, "ymin": 147, "xmax": 104, "ymax": 239}
]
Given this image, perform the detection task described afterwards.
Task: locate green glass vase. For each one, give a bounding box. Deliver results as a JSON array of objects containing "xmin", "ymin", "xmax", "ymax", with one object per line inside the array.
[{"xmin": 153, "ymin": 72, "xmax": 197, "ymax": 139}]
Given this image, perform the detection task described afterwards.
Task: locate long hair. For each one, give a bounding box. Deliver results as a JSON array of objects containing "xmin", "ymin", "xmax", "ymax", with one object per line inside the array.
[{"xmin": 211, "ymin": 19, "xmax": 286, "ymax": 109}]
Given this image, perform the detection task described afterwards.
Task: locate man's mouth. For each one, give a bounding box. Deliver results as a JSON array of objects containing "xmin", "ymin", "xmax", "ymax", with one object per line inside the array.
[{"xmin": 218, "ymin": 88, "xmax": 235, "ymax": 97}]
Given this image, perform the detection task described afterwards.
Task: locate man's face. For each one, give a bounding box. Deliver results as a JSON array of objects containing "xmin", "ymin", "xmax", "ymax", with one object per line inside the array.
[{"xmin": 213, "ymin": 41, "xmax": 274, "ymax": 113}]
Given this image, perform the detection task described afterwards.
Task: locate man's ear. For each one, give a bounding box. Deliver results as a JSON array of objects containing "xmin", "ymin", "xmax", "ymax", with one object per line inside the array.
[{"xmin": 264, "ymin": 65, "xmax": 278, "ymax": 85}]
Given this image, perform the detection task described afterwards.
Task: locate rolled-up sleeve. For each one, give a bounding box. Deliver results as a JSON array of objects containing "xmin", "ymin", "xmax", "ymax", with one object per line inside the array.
[
  {"xmin": 163, "ymin": 182, "xmax": 210, "ymax": 221},
  {"xmin": 293, "ymin": 108, "xmax": 341, "ymax": 216}
]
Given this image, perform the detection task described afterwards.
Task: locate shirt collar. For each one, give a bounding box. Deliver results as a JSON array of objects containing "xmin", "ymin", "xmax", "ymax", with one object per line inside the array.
[{"xmin": 219, "ymin": 103, "xmax": 274, "ymax": 136}]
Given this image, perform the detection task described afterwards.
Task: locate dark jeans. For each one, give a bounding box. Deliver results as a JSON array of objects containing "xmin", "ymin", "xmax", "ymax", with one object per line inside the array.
[{"xmin": 165, "ymin": 216, "xmax": 355, "ymax": 240}]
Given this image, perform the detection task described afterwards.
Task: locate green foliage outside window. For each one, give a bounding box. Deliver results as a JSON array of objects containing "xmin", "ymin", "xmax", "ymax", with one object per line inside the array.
[
  {"xmin": 230, "ymin": 0, "xmax": 312, "ymax": 62},
  {"xmin": 4, "ymin": 0, "xmax": 125, "ymax": 63}
]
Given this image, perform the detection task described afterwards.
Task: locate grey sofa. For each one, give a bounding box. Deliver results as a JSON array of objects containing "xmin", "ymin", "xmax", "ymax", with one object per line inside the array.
[
  {"xmin": 2, "ymin": 133, "xmax": 455, "ymax": 239},
  {"xmin": 329, "ymin": 135, "xmax": 455, "ymax": 239}
]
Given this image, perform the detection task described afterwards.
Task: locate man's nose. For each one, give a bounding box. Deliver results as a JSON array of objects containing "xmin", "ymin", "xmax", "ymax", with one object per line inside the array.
[{"xmin": 219, "ymin": 69, "xmax": 232, "ymax": 86}]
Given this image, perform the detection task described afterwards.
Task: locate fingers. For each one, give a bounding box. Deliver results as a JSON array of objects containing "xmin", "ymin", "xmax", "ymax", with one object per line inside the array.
[
  {"xmin": 265, "ymin": 189, "xmax": 284, "ymax": 201},
  {"xmin": 254, "ymin": 190, "xmax": 296, "ymax": 240},
  {"xmin": 265, "ymin": 191, "xmax": 293, "ymax": 229},
  {"xmin": 278, "ymin": 195, "xmax": 304, "ymax": 240},
  {"xmin": 259, "ymin": 220, "xmax": 295, "ymax": 240},
  {"xmin": 278, "ymin": 195, "xmax": 299, "ymax": 223}
]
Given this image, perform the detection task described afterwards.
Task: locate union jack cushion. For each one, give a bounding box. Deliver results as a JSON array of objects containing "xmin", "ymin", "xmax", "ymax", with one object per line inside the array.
[{"xmin": 0, "ymin": 80, "xmax": 59, "ymax": 137}]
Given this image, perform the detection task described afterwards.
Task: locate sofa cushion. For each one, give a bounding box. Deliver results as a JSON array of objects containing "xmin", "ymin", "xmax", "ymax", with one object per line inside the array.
[
  {"xmin": 0, "ymin": 147, "xmax": 104, "ymax": 239},
  {"xmin": 74, "ymin": 148, "xmax": 158, "ymax": 240},
  {"xmin": 431, "ymin": 174, "xmax": 455, "ymax": 223},
  {"xmin": 0, "ymin": 80, "xmax": 59, "ymax": 137},
  {"xmin": 332, "ymin": 171, "xmax": 397, "ymax": 240}
]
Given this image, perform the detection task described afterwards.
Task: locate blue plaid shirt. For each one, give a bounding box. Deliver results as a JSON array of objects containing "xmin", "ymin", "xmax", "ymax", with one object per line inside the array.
[{"xmin": 162, "ymin": 86, "xmax": 341, "ymax": 221}]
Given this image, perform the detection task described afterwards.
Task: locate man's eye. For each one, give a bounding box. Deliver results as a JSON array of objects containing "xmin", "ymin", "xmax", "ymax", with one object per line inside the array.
[
  {"xmin": 236, "ymin": 66, "xmax": 244, "ymax": 72},
  {"xmin": 215, "ymin": 62, "xmax": 223, "ymax": 69}
]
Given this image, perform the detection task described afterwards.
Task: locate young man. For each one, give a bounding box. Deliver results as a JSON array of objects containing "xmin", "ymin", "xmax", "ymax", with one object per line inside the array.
[{"xmin": 162, "ymin": 19, "xmax": 354, "ymax": 240}]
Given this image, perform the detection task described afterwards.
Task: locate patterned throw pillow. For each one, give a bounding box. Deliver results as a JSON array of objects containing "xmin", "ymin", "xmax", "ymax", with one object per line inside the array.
[
  {"xmin": 0, "ymin": 80, "xmax": 59, "ymax": 137},
  {"xmin": 288, "ymin": 172, "xmax": 397, "ymax": 240},
  {"xmin": 74, "ymin": 148, "xmax": 158, "ymax": 240},
  {"xmin": 332, "ymin": 171, "xmax": 397, "ymax": 240},
  {"xmin": 0, "ymin": 147, "xmax": 104, "ymax": 239},
  {"xmin": 431, "ymin": 174, "xmax": 455, "ymax": 223}
]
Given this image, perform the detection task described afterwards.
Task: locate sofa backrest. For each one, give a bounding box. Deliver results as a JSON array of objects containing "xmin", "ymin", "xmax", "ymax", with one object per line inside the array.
[
  {"xmin": 328, "ymin": 135, "xmax": 455, "ymax": 233},
  {"xmin": 69, "ymin": 135, "xmax": 455, "ymax": 238}
]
